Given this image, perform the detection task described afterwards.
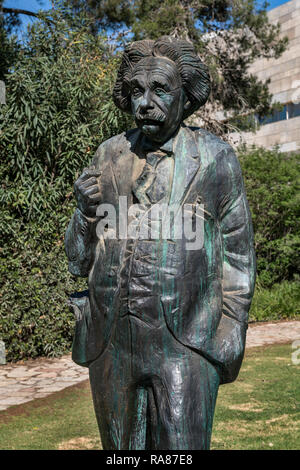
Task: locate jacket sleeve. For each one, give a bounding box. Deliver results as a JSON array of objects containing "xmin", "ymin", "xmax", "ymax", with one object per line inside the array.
[
  {"xmin": 210, "ymin": 146, "xmax": 256, "ymax": 384},
  {"xmin": 65, "ymin": 208, "xmax": 98, "ymax": 277},
  {"xmin": 64, "ymin": 142, "xmax": 107, "ymax": 277}
]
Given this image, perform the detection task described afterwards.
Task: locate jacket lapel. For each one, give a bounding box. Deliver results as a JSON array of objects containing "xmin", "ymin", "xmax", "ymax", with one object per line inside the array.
[
  {"xmin": 118, "ymin": 127, "xmax": 201, "ymax": 208},
  {"xmin": 169, "ymin": 126, "xmax": 200, "ymax": 207}
]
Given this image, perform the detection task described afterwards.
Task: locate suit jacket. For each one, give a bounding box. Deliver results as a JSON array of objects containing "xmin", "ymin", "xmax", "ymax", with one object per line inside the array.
[{"xmin": 65, "ymin": 125, "xmax": 256, "ymax": 384}]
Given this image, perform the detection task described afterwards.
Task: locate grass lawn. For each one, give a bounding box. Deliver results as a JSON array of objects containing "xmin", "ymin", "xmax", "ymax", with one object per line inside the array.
[{"xmin": 0, "ymin": 344, "xmax": 299, "ymax": 450}]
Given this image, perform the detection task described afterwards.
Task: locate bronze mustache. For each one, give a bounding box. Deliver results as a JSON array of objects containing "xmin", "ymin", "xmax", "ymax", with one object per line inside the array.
[{"xmin": 135, "ymin": 111, "xmax": 166, "ymax": 123}]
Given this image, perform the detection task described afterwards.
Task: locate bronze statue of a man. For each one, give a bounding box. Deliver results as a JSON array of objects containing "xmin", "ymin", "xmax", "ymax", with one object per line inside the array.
[{"xmin": 65, "ymin": 37, "xmax": 256, "ymax": 450}]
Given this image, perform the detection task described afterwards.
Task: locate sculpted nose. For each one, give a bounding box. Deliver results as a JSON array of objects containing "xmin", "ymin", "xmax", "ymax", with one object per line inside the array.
[{"xmin": 139, "ymin": 89, "xmax": 154, "ymax": 113}]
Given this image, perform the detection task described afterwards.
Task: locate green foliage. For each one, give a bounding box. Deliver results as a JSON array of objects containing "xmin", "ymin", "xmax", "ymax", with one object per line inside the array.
[
  {"xmin": 65, "ymin": 0, "xmax": 288, "ymax": 134},
  {"xmin": 0, "ymin": 242, "xmax": 84, "ymax": 362},
  {"xmin": 0, "ymin": 9, "xmax": 132, "ymax": 231},
  {"xmin": 65, "ymin": 0, "xmax": 134, "ymax": 33},
  {"xmin": 238, "ymin": 146, "xmax": 300, "ymax": 287},
  {"xmin": 249, "ymin": 280, "xmax": 300, "ymax": 322},
  {"xmin": 0, "ymin": 8, "xmax": 21, "ymax": 81},
  {"xmin": 0, "ymin": 8, "xmax": 133, "ymax": 362},
  {"xmin": 0, "ymin": 0, "xmax": 22, "ymax": 34}
]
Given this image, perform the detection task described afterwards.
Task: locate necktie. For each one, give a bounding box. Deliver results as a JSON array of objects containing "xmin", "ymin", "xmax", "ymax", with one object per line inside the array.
[{"xmin": 133, "ymin": 151, "xmax": 174, "ymax": 206}]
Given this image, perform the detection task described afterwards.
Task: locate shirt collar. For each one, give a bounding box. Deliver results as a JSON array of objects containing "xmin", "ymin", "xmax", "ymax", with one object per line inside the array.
[
  {"xmin": 159, "ymin": 137, "xmax": 174, "ymax": 154},
  {"xmin": 137, "ymin": 126, "xmax": 182, "ymax": 155}
]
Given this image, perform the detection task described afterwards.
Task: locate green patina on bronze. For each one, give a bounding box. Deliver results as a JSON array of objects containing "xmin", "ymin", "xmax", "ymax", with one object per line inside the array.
[{"xmin": 65, "ymin": 37, "xmax": 256, "ymax": 450}]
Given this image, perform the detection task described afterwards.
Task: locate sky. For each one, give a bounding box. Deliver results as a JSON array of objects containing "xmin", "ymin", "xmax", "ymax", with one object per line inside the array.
[
  {"xmin": 266, "ymin": 0, "xmax": 293, "ymax": 8},
  {"xmin": 3, "ymin": 0, "xmax": 52, "ymax": 35},
  {"xmin": 2, "ymin": 0, "xmax": 294, "ymax": 37}
]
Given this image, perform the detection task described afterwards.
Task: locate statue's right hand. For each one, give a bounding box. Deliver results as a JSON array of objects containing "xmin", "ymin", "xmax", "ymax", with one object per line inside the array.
[{"xmin": 74, "ymin": 167, "xmax": 102, "ymax": 218}]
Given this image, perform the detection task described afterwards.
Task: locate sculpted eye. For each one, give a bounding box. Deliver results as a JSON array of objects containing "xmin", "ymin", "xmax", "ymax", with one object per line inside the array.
[
  {"xmin": 132, "ymin": 87, "xmax": 143, "ymax": 97},
  {"xmin": 154, "ymin": 87, "xmax": 167, "ymax": 96}
]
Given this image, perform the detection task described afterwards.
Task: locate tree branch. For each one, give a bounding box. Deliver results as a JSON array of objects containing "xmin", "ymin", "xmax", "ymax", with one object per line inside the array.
[{"xmin": 2, "ymin": 7, "xmax": 39, "ymax": 18}]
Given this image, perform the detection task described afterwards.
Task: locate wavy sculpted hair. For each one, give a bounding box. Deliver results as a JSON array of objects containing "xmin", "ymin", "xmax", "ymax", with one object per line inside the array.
[{"xmin": 113, "ymin": 37, "xmax": 211, "ymax": 120}]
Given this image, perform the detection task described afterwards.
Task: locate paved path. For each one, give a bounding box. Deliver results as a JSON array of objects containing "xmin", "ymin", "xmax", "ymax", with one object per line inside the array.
[{"xmin": 0, "ymin": 320, "xmax": 299, "ymax": 412}]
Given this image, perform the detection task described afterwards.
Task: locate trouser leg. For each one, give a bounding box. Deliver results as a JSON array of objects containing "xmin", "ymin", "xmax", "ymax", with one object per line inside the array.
[
  {"xmin": 89, "ymin": 315, "xmax": 220, "ymax": 450},
  {"xmin": 148, "ymin": 353, "xmax": 220, "ymax": 450},
  {"xmin": 89, "ymin": 354, "xmax": 132, "ymax": 449},
  {"xmin": 88, "ymin": 314, "xmax": 134, "ymax": 450},
  {"xmin": 128, "ymin": 317, "xmax": 220, "ymax": 450},
  {"xmin": 88, "ymin": 315, "xmax": 151, "ymax": 450}
]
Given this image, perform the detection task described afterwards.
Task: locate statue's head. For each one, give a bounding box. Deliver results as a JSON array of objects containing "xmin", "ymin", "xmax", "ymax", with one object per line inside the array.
[{"xmin": 113, "ymin": 37, "xmax": 210, "ymax": 144}]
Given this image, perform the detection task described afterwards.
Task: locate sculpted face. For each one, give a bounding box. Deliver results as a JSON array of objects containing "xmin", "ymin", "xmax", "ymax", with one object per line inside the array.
[{"xmin": 130, "ymin": 57, "xmax": 186, "ymax": 144}]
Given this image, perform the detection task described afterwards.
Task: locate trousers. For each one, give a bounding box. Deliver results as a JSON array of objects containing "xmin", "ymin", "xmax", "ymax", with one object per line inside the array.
[{"xmin": 89, "ymin": 314, "xmax": 220, "ymax": 450}]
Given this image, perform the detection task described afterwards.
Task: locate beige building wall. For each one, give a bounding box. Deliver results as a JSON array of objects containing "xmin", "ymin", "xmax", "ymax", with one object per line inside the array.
[{"xmin": 234, "ymin": 0, "xmax": 300, "ymax": 152}]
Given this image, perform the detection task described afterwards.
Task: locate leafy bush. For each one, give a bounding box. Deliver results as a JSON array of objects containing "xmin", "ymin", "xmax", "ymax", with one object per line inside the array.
[
  {"xmin": 0, "ymin": 10, "xmax": 132, "ymax": 236},
  {"xmin": 0, "ymin": 241, "xmax": 85, "ymax": 362},
  {"xmin": 249, "ymin": 278, "xmax": 300, "ymax": 323},
  {"xmin": 239, "ymin": 146, "xmax": 300, "ymax": 288},
  {"xmin": 0, "ymin": 9, "xmax": 132, "ymax": 361}
]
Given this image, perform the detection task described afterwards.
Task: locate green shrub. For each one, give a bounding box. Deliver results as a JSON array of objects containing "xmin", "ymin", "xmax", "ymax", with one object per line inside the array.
[
  {"xmin": 0, "ymin": 9, "xmax": 132, "ymax": 361},
  {"xmin": 249, "ymin": 278, "xmax": 300, "ymax": 323},
  {"xmin": 0, "ymin": 11, "xmax": 132, "ymax": 235},
  {"xmin": 239, "ymin": 146, "xmax": 300, "ymax": 288},
  {"xmin": 0, "ymin": 241, "xmax": 84, "ymax": 362}
]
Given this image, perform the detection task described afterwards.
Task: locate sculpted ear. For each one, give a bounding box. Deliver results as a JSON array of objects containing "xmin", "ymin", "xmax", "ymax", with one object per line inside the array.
[
  {"xmin": 184, "ymin": 100, "xmax": 192, "ymax": 113},
  {"xmin": 182, "ymin": 90, "xmax": 192, "ymax": 116}
]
